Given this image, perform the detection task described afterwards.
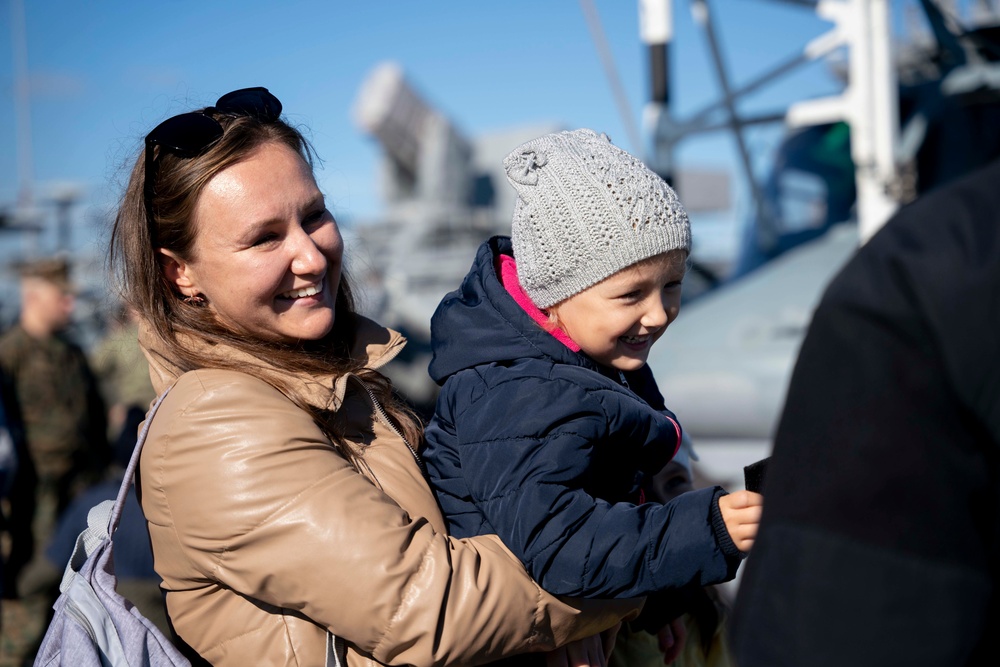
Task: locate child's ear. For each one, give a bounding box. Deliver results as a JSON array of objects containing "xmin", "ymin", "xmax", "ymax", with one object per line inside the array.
[
  {"xmin": 158, "ymin": 248, "xmax": 199, "ymax": 298},
  {"xmin": 541, "ymin": 306, "xmax": 562, "ymax": 333}
]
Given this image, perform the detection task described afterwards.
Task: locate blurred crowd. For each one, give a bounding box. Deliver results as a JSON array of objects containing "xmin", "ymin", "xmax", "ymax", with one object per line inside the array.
[{"xmin": 0, "ymin": 256, "xmax": 162, "ymax": 666}]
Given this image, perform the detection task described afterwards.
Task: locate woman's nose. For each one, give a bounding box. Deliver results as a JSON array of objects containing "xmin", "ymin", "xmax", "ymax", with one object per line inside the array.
[{"xmin": 289, "ymin": 227, "xmax": 327, "ymax": 275}]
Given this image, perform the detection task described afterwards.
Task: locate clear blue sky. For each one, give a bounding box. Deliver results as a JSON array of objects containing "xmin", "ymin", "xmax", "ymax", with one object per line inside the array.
[{"xmin": 2, "ymin": 0, "xmax": 911, "ymax": 259}]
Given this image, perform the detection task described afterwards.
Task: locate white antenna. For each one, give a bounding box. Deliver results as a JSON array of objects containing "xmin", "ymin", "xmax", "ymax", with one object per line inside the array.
[
  {"xmin": 639, "ymin": 0, "xmax": 674, "ymax": 181},
  {"xmin": 786, "ymin": 0, "xmax": 900, "ymax": 243}
]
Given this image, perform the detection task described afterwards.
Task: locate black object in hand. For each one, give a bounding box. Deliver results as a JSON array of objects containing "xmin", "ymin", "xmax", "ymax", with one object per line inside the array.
[{"xmin": 744, "ymin": 457, "xmax": 770, "ymax": 493}]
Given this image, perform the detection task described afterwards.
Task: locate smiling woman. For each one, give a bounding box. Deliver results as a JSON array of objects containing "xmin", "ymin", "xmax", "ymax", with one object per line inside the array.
[{"xmin": 108, "ymin": 88, "xmax": 639, "ymax": 667}]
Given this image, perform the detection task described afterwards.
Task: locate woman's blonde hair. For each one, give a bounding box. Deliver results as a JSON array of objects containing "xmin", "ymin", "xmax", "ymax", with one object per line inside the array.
[{"xmin": 110, "ymin": 109, "xmax": 423, "ymax": 452}]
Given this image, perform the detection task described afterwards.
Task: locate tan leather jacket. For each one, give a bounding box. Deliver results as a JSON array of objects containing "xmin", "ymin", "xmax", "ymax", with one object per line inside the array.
[{"xmin": 137, "ymin": 316, "xmax": 639, "ymax": 666}]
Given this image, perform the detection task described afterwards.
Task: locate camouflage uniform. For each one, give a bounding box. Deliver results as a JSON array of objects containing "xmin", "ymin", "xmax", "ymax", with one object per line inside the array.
[
  {"xmin": 92, "ymin": 319, "xmax": 156, "ymax": 455},
  {"xmin": 0, "ymin": 324, "xmax": 107, "ymax": 593}
]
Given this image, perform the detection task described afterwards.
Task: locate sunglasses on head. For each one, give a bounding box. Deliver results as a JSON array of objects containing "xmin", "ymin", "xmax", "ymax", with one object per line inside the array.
[{"xmin": 143, "ymin": 86, "xmax": 283, "ymax": 225}]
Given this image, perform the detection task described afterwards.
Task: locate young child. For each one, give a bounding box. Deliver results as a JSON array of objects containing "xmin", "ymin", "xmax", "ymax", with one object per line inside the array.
[{"xmin": 423, "ymin": 129, "xmax": 761, "ymax": 645}]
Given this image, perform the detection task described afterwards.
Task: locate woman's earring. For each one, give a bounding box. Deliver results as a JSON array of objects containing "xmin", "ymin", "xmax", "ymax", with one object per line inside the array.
[{"xmin": 183, "ymin": 293, "xmax": 206, "ymax": 306}]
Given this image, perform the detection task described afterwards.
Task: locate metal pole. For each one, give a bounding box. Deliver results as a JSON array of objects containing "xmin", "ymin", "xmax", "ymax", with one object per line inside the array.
[
  {"xmin": 580, "ymin": 0, "xmax": 644, "ymax": 154},
  {"xmin": 640, "ymin": 0, "xmax": 674, "ymax": 183},
  {"xmin": 691, "ymin": 0, "xmax": 775, "ymax": 250},
  {"xmin": 677, "ymin": 50, "xmax": 812, "ymax": 135},
  {"xmin": 855, "ymin": 0, "xmax": 899, "ymax": 242}
]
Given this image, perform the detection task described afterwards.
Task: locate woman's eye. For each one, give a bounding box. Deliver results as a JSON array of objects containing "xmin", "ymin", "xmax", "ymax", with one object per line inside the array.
[
  {"xmin": 664, "ymin": 280, "xmax": 683, "ymax": 290},
  {"xmin": 305, "ymin": 208, "xmax": 328, "ymax": 227},
  {"xmin": 252, "ymin": 233, "xmax": 278, "ymax": 247}
]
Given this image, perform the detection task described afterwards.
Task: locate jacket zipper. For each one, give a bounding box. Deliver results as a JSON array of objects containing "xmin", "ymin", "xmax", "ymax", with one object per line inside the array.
[
  {"xmin": 618, "ymin": 371, "xmax": 651, "ymax": 504},
  {"xmin": 618, "ymin": 370, "xmax": 630, "ymax": 390},
  {"xmin": 356, "ymin": 379, "xmax": 424, "ymax": 470}
]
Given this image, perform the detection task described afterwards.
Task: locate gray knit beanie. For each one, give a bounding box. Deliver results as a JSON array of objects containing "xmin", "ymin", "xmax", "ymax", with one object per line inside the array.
[{"xmin": 504, "ymin": 128, "xmax": 690, "ymax": 308}]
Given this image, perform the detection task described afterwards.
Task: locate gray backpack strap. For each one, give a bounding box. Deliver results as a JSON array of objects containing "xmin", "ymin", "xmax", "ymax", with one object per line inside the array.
[{"xmin": 59, "ymin": 386, "xmax": 173, "ymax": 594}]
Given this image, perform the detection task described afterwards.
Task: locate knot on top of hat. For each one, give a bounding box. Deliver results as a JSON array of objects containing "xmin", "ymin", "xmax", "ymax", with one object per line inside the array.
[{"xmin": 507, "ymin": 149, "xmax": 548, "ymax": 185}]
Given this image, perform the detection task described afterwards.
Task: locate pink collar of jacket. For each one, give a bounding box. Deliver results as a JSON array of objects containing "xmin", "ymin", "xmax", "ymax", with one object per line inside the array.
[{"xmin": 496, "ymin": 254, "xmax": 581, "ymax": 352}]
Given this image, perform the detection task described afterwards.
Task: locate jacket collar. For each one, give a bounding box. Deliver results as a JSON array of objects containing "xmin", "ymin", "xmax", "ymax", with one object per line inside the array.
[
  {"xmin": 138, "ymin": 314, "xmax": 406, "ymax": 412},
  {"xmin": 428, "ymin": 236, "xmax": 603, "ymax": 384}
]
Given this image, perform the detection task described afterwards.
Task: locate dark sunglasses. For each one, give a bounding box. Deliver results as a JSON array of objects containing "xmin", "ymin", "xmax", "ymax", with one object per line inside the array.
[{"xmin": 143, "ymin": 87, "xmax": 282, "ymax": 225}]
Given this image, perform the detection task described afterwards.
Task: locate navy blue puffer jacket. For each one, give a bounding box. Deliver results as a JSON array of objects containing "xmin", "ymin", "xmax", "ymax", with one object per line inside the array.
[{"xmin": 424, "ymin": 236, "xmax": 742, "ymax": 599}]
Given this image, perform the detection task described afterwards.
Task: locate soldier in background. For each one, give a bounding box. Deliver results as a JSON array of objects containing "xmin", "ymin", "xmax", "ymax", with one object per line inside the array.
[
  {"xmin": 92, "ymin": 302, "xmax": 157, "ymax": 453},
  {"xmin": 0, "ymin": 257, "xmax": 108, "ymax": 599}
]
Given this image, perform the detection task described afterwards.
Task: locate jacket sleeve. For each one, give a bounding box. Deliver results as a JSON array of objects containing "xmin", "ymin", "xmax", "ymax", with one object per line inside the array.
[
  {"xmin": 144, "ymin": 371, "xmax": 639, "ymax": 666},
  {"xmin": 447, "ymin": 373, "xmax": 740, "ymax": 598}
]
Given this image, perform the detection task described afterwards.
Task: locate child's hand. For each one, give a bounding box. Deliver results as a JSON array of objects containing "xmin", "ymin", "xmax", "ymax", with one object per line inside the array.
[{"xmin": 718, "ymin": 490, "xmax": 763, "ymax": 552}]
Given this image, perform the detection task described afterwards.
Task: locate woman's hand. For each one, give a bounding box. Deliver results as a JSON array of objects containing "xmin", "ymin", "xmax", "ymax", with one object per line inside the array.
[
  {"xmin": 545, "ymin": 623, "xmax": 620, "ymax": 667},
  {"xmin": 718, "ymin": 490, "xmax": 764, "ymax": 552},
  {"xmin": 601, "ymin": 622, "xmax": 621, "ymax": 661},
  {"xmin": 657, "ymin": 617, "xmax": 687, "ymax": 664}
]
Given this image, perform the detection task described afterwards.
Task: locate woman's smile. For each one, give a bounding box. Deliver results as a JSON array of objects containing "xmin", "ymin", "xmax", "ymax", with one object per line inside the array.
[{"xmin": 278, "ymin": 281, "xmax": 324, "ymax": 300}]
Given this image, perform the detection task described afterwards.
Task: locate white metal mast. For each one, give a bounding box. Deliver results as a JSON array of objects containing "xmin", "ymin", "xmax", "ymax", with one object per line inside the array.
[
  {"xmin": 639, "ymin": 0, "xmax": 675, "ymax": 182},
  {"xmin": 786, "ymin": 0, "xmax": 900, "ymax": 243}
]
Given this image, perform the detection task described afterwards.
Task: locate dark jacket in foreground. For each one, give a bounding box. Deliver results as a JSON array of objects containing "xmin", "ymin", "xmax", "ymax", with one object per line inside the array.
[
  {"xmin": 424, "ymin": 236, "xmax": 742, "ymax": 600},
  {"xmin": 732, "ymin": 159, "xmax": 1000, "ymax": 666}
]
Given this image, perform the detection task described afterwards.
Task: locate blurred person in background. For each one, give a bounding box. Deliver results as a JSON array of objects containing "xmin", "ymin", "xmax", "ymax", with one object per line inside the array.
[
  {"xmin": 0, "ymin": 257, "xmax": 108, "ymax": 663},
  {"xmin": 731, "ymin": 156, "xmax": 1000, "ymax": 665},
  {"xmin": 92, "ymin": 302, "xmax": 157, "ymax": 453},
  {"xmin": 0, "ymin": 257, "xmax": 110, "ymax": 661},
  {"xmin": 11, "ymin": 299, "xmax": 167, "ymax": 641}
]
